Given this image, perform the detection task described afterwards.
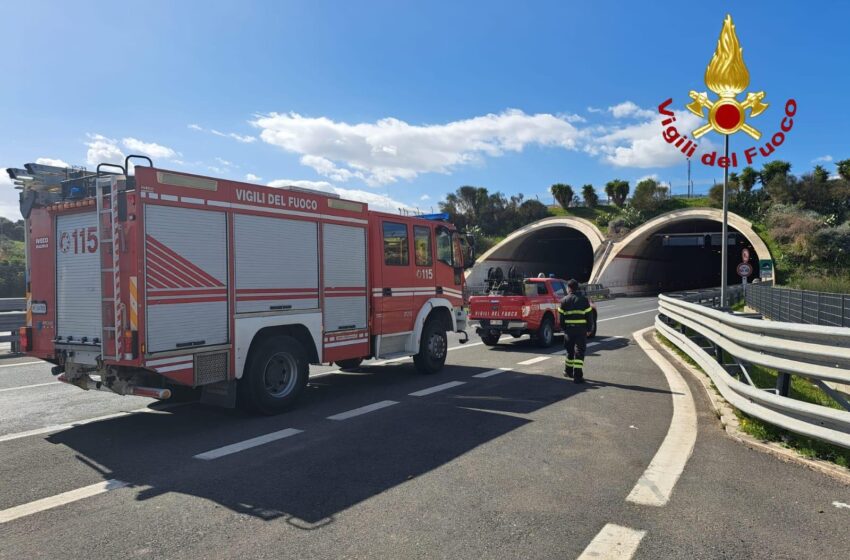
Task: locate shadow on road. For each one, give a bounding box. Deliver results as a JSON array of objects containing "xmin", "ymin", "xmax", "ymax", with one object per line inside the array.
[{"xmin": 46, "ymin": 364, "xmax": 590, "ymax": 528}]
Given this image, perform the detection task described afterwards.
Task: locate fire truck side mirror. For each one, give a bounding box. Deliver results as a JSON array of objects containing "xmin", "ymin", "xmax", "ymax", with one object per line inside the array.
[{"xmin": 463, "ymin": 234, "xmax": 475, "ymax": 269}]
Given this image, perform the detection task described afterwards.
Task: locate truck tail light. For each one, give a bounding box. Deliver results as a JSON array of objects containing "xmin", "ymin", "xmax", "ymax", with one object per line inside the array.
[
  {"xmin": 123, "ymin": 329, "xmax": 138, "ymax": 359},
  {"xmin": 18, "ymin": 326, "xmax": 32, "ymax": 352},
  {"xmin": 521, "ymin": 305, "xmax": 531, "ymax": 318}
]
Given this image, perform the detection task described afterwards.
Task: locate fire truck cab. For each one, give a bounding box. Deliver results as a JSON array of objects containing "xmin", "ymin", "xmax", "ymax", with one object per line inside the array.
[{"xmin": 9, "ymin": 158, "xmax": 471, "ymax": 413}]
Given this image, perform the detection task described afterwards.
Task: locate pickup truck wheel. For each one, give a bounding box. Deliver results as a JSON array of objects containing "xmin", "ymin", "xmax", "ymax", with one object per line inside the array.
[
  {"xmin": 481, "ymin": 331, "xmax": 500, "ymax": 346},
  {"xmin": 413, "ymin": 319, "xmax": 447, "ymax": 374},
  {"xmin": 535, "ymin": 315, "xmax": 554, "ymax": 348},
  {"xmin": 240, "ymin": 335, "xmax": 308, "ymax": 414},
  {"xmin": 335, "ymin": 358, "xmax": 364, "ymax": 371},
  {"xmin": 588, "ymin": 310, "xmax": 598, "ymax": 338}
]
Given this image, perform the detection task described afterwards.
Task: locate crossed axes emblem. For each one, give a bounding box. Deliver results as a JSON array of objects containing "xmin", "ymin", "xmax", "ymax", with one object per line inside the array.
[{"xmin": 686, "ymin": 90, "xmax": 768, "ymax": 140}]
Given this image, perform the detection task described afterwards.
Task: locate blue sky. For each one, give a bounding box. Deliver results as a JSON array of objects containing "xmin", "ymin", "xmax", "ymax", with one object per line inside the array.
[{"xmin": 2, "ymin": 0, "xmax": 848, "ymax": 219}]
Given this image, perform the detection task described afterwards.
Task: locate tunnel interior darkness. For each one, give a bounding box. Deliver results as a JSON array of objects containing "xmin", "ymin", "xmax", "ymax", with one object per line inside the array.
[
  {"xmin": 487, "ymin": 226, "xmax": 594, "ymax": 282},
  {"xmin": 626, "ymin": 219, "xmax": 761, "ymax": 292}
]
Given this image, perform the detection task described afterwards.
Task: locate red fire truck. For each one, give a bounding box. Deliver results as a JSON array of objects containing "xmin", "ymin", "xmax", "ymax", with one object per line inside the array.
[{"xmin": 9, "ymin": 157, "xmax": 471, "ymax": 413}]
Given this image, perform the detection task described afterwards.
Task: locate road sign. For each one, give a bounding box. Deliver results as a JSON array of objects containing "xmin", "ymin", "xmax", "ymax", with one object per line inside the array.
[
  {"xmin": 759, "ymin": 259, "xmax": 774, "ymax": 283},
  {"xmin": 742, "ymin": 248, "xmax": 750, "ymax": 262},
  {"xmin": 737, "ymin": 262, "xmax": 753, "ymax": 277}
]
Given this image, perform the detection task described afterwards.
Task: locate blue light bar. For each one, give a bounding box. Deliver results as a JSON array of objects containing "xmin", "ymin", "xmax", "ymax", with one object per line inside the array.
[{"xmin": 417, "ymin": 212, "xmax": 450, "ymax": 221}]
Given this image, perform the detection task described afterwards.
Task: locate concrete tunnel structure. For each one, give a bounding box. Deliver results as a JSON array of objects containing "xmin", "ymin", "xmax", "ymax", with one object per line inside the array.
[{"xmin": 467, "ymin": 208, "xmax": 773, "ymax": 295}]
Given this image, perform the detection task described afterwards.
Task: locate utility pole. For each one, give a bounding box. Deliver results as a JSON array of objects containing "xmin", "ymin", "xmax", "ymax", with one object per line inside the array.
[{"xmin": 720, "ymin": 135, "xmax": 729, "ymax": 307}]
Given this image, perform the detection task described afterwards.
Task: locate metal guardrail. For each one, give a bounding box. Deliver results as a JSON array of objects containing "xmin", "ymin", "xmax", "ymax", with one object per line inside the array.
[
  {"xmin": 747, "ymin": 283, "xmax": 850, "ymax": 327},
  {"xmin": 656, "ymin": 294, "xmax": 850, "ymax": 449},
  {"xmin": 665, "ymin": 285, "xmax": 744, "ymax": 308},
  {"xmin": 0, "ymin": 298, "xmax": 25, "ymax": 351}
]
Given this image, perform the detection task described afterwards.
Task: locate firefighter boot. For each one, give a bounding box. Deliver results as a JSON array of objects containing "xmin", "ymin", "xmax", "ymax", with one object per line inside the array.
[
  {"xmin": 563, "ymin": 358, "xmax": 573, "ymax": 378},
  {"xmin": 573, "ymin": 368, "xmax": 584, "ymax": 384}
]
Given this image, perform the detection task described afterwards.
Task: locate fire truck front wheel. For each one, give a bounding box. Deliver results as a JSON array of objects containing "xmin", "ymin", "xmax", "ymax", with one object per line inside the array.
[
  {"xmin": 241, "ymin": 335, "xmax": 309, "ymax": 414},
  {"xmin": 413, "ymin": 319, "xmax": 448, "ymax": 375}
]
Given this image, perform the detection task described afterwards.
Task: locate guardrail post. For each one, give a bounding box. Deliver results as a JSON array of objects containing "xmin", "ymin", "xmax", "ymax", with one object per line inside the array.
[{"xmin": 776, "ymin": 372, "xmax": 791, "ymax": 397}]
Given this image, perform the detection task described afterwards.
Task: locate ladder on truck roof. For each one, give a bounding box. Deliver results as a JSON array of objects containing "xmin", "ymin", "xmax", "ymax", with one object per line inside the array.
[{"xmin": 95, "ymin": 175, "xmax": 124, "ymax": 361}]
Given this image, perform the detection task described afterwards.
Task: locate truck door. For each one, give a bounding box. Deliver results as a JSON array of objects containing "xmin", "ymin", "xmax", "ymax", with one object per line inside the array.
[
  {"xmin": 377, "ymin": 220, "xmax": 414, "ymax": 334},
  {"xmin": 435, "ymin": 226, "xmax": 464, "ymax": 307},
  {"xmin": 144, "ymin": 205, "xmax": 228, "ymax": 353}
]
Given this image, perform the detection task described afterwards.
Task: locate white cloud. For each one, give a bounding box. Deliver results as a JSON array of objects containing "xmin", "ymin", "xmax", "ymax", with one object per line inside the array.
[
  {"xmin": 608, "ymin": 101, "xmax": 655, "ymax": 119},
  {"xmin": 122, "ymin": 137, "xmax": 178, "ymax": 160},
  {"xmin": 812, "ymin": 154, "xmax": 833, "ymax": 164},
  {"xmin": 267, "ymin": 179, "xmax": 410, "ymax": 213},
  {"xmin": 86, "ymin": 134, "xmax": 124, "ymax": 167},
  {"xmin": 35, "ymin": 157, "xmax": 70, "ymax": 168},
  {"xmin": 188, "ymin": 124, "xmax": 256, "ymax": 143},
  {"xmin": 252, "ymin": 109, "xmax": 581, "ymax": 186},
  {"xmin": 215, "ymin": 157, "xmax": 234, "ymax": 167},
  {"xmin": 420, "ymin": 194, "xmax": 431, "ymax": 201},
  {"xmin": 245, "ymin": 173, "xmax": 262, "ymax": 182},
  {"xmin": 0, "ymin": 169, "xmax": 22, "ymax": 220},
  {"xmin": 586, "ymin": 109, "xmax": 716, "ymax": 168},
  {"xmin": 587, "ymin": 106, "xmax": 603, "ymax": 113}
]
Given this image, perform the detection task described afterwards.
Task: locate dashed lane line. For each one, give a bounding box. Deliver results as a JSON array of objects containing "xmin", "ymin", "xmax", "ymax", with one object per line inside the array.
[
  {"xmin": 0, "ymin": 402, "xmax": 191, "ymax": 444},
  {"xmin": 598, "ymin": 309, "xmax": 656, "ymax": 322},
  {"xmin": 472, "ymin": 367, "xmax": 513, "ymax": 378},
  {"xmin": 0, "ymin": 381, "xmax": 60, "ymax": 393},
  {"xmin": 517, "ymin": 356, "xmax": 551, "ymax": 366},
  {"xmin": 327, "ymin": 400, "xmax": 399, "ymax": 421},
  {"xmin": 194, "ymin": 428, "xmax": 303, "ymax": 460},
  {"xmin": 0, "ymin": 361, "xmax": 45, "ymax": 369},
  {"xmin": 628, "ymin": 327, "xmax": 697, "ymax": 507},
  {"xmin": 408, "ymin": 381, "xmax": 466, "ymax": 397},
  {"xmin": 576, "ymin": 523, "xmax": 647, "ymax": 560},
  {"xmin": 0, "ymin": 479, "xmax": 128, "ymax": 525}
]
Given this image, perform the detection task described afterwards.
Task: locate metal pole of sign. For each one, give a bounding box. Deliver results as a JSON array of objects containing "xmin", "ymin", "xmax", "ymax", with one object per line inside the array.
[{"xmin": 721, "ymin": 135, "xmax": 729, "ymax": 308}]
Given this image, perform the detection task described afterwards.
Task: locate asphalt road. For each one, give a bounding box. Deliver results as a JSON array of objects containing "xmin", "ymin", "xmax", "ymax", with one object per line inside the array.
[{"xmin": 0, "ymin": 297, "xmax": 848, "ymax": 559}]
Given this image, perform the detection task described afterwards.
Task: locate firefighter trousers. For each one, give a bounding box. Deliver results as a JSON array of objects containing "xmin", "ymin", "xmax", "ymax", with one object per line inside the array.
[{"xmin": 563, "ymin": 329, "xmax": 587, "ymax": 379}]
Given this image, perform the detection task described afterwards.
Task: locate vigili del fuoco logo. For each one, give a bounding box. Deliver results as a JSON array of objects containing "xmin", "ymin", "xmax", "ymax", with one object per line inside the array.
[{"xmin": 657, "ymin": 14, "xmax": 797, "ymax": 168}]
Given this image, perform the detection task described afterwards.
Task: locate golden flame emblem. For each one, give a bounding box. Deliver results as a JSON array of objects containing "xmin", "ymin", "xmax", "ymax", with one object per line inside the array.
[{"xmin": 686, "ymin": 14, "xmax": 768, "ymax": 139}]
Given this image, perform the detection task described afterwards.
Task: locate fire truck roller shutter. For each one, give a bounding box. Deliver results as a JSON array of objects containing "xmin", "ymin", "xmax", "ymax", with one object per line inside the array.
[
  {"xmin": 234, "ymin": 214, "xmax": 319, "ymax": 313},
  {"xmin": 56, "ymin": 211, "xmax": 102, "ymax": 343},
  {"xmin": 144, "ymin": 205, "xmax": 229, "ymax": 352},
  {"xmin": 322, "ymin": 223, "xmax": 367, "ymax": 332}
]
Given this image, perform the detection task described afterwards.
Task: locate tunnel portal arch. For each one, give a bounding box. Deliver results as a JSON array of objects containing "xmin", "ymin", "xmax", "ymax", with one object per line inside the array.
[
  {"xmin": 467, "ymin": 216, "xmax": 604, "ymax": 287},
  {"xmin": 594, "ymin": 208, "xmax": 773, "ymax": 294}
]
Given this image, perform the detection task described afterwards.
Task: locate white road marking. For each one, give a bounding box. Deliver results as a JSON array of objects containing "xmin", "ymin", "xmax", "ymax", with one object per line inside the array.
[
  {"xmin": 517, "ymin": 356, "xmax": 550, "ymax": 366},
  {"xmin": 628, "ymin": 327, "xmax": 698, "ymax": 507},
  {"xmin": 0, "ymin": 402, "xmax": 190, "ymax": 444},
  {"xmin": 833, "ymin": 501, "xmax": 850, "ymax": 510},
  {"xmin": 0, "ymin": 360, "xmax": 45, "ymax": 369},
  {"xmin": 409, "ymin": 381, "xmax": 466, "ymax": 397},
  {"xmin": 327, "ymin": 400, "xmax": 398, "ymax": 420},
  {"xmin": 598, "ymin": 309, "xmax": 656, "ymax": 322},
  {"xmin": 577, "ymin": 523, "xmax": 647, "ymax": 560},
  {"xmin": 552, "ymin": 341, "xmax": 600, "ymax": 356},
  {"xmin": 473, "ymin": 367, "xmax": 513, "ymax": 378},
  {"xmin": 194, "ymin": 428, "xmax": 303, "ymax": 460},
  {"xmin": 0, "ymin": 381, "xmax": 60, "ymax": 393},
  {"xmin": 0, "ymin": 479, "xmax": 128, "ymax": 524}
]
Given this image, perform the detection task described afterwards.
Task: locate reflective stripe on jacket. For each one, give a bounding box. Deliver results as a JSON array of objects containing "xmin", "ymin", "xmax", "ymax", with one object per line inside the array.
[{"xmin": 558, "ymin": 293, "xmax": 592, "ymax": 327}]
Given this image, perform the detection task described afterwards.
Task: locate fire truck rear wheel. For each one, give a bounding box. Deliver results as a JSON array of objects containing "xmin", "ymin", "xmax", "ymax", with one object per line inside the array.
[
  {"xmin": 241, "ymin": 335, "xmax": 309, "ymax": 414},
  {"xmin": 413, "ymin": 319, "xmax": 447, "ymax": 374},
  {"xmin": 534, "ymin": 315, "xmax": 554, "ymax": 348},
  {"xmin": 335, "ymin": 358, "xmax": 364, "ymax": 371},
  {"xmin": 480, "ymin": 331, "xmax": 500, "ymax": 346}
]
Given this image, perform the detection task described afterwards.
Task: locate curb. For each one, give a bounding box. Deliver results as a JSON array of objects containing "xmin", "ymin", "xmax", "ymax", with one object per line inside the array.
[{"xmin": 637, "ymin": 327, "xmax": 850, "ymax": 486}]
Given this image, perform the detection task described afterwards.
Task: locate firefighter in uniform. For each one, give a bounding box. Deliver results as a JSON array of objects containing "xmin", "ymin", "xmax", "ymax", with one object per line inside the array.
[{"xmin": 558, "ymin": 279, "xmax": 593, "ymax": 383}]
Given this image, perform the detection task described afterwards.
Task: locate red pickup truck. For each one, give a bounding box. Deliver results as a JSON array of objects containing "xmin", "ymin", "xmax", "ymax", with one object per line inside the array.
[{"xmin": 469, "ymin": 277, "xmax": 598, "ymax": 347}]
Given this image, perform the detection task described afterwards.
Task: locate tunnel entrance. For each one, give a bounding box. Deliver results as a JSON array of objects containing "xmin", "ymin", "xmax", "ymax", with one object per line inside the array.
[
  {"xmin": 625, "ymin": 219, "xmax": 761, "ymax": 293},
  {"xmin": 482, "ymin": 226, "xmax": 594, "ymax": 283}
]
